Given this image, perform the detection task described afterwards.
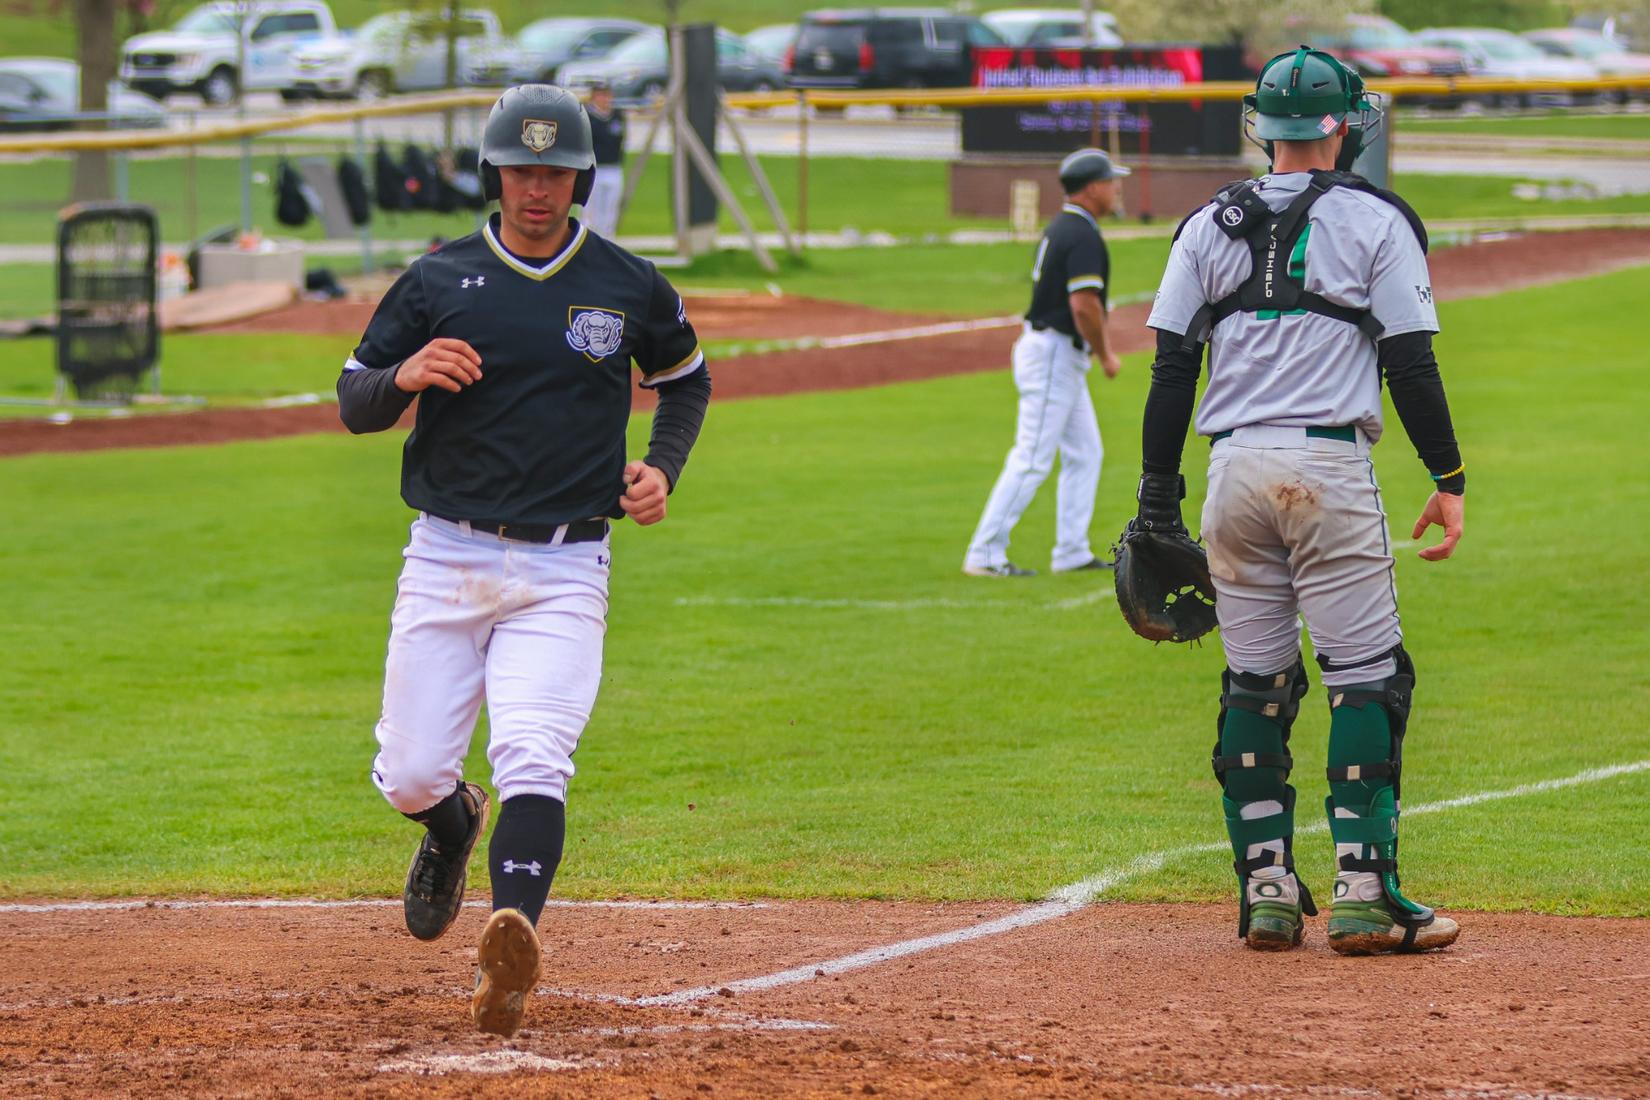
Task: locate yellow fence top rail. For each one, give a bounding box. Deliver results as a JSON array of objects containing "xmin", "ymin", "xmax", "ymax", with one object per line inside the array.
[{"xmin": 3, "ymin": 76, "xmax": 1648, "ymax": 154}]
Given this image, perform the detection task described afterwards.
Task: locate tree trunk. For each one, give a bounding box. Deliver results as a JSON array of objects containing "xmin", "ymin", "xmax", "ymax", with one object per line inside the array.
[
  {"xmin": 71, "ymin": 0, "xmax": 120, "ymax": 202},
  {"xmin": 442, "ymin": 3, "xmax": 458, "ymax": 151}
]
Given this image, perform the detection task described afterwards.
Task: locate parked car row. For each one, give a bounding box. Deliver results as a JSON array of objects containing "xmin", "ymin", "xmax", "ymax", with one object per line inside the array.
[{"xmin": 7, "ymin": 3, "xmax": 1649, "ymax": 133}]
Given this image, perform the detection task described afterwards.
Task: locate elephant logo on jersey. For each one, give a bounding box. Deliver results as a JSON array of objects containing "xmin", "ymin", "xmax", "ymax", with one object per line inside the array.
[
  {"xmin": 521, "ymin": 119, "xmax": 557, "ymax": 153},
  {"xmin": 567, "ymin": 306, "xmax": 625, "ymax": 362}
]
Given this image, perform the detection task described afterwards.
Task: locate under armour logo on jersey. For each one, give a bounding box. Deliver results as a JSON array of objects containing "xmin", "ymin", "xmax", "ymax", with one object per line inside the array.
[
  {"xmin": 1415, "ymin": 284, "xmax": 1433, "ymax": 304},
  {"xmin": 461, "ymin": 276, "xmax": 485, "ymax": 289},
  {"xmin": 501, "ymin": 860, "xmax": 542, "ymax": 876}
]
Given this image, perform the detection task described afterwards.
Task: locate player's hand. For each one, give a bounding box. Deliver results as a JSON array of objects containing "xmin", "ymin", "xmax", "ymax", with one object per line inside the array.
[
  {"xmin": 1412, "ymin": 491, "xmax": 1463, "ymax": 561},
  {"xmin": 394, "ymin": 338, "xmax": 483, "ymax": 394},
  {"xmin": 620, "ymin": 461, "xmax": 669, "ymax": 526},
  {"xmin": 1099, "ymin": 350, "xmax": 1122, "ymax": 379}
]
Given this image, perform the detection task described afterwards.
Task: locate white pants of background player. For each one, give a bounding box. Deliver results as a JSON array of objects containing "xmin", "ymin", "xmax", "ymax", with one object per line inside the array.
[
  {"xmin": 370, "ymin": 514, "xmax": 610, "ymax": 814},
  {"xmin": 581, "ymin": 165, "xmax": 625, "ymax": 238},
  {"xmin": 964, "ymin": 326, "xmax": 1103, "ymax": 573}
]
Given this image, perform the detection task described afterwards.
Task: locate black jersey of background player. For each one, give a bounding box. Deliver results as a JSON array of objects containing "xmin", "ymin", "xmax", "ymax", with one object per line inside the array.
[
  {"xmin": 588, "ymin": 107, "xmax": 625, "ymax": 167},
  {"xmin": 1023, "ymin": 202, "xmax": 1111, "ymax": 336},
  {"xmin": 347, "ymin": 213, "xmax": 703, "ymax": 525}
]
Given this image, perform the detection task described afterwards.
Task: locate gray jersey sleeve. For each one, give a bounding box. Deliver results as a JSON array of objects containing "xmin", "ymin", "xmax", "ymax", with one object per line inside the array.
[
  {"xmin": 1145, "ymin": 213, "xmax": 1212, "ymax": 337},
  {"xmin": 1367, "ymin": 215, "xmax": 1439, "ymax": 338}
]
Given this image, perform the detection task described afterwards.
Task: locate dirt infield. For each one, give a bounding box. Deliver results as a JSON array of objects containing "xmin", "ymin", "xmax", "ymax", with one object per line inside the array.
[
  {"xmin": 6, "ymin": 228, "xmax": 1649, "ymax": 460},
  {"xmin": 4, "ymin": 897, "xmax": 1648, "ymax": 1098}
]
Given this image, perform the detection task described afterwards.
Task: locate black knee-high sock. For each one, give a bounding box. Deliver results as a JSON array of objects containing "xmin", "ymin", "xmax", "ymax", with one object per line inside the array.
[
  {"xmin": 403, "ymin": 785, "xmax": 472, "ymax": 850},
  {"xmin": 488, "ymin": 795, "xmax": 565, "ymax": 926}
]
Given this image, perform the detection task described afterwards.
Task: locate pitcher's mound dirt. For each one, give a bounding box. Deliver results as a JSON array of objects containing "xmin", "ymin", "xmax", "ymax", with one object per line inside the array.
[{"xmin": 3, "ymin": 898, "xmax": 1647, "ymax": 1098}]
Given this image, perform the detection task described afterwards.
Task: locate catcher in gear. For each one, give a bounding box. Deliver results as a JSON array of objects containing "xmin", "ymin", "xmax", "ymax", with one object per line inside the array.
[{"xmin": 1133, "ymin": 47, "xmax": 1467, "ymax": 955}]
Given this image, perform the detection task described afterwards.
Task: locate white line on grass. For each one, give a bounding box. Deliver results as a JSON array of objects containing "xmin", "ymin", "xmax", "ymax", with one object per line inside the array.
[
  {"xmin": 0, "ymin": 897, "xmax": 769, "ymax": 915},
  {"xmin": 675, "ymin": 588, "xmax": 1114, "ymax": 613},
  {"xmin": 639, "ymin": 758, "xmax": 1650, "ymax": 1007}
]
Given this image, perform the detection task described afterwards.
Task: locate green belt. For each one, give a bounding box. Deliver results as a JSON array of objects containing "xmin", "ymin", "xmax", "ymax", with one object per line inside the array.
[{"xmin": 1210, "ymin": 425, "xmax": 1357, "ymax": 445}]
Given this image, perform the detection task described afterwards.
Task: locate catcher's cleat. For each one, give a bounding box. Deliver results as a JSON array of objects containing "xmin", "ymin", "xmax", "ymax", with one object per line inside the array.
[
  {"xmin": 963, "ymin": 562, "xmax": 1037, "ymax": 578},
  {"xmin": 1053, "ymin": 556, "xmax": 1115, "ymax": 573},
  {"xmin": 473, "ymin": 907, "xmax": 542, "ymax": 1037},
  {"xmin": 403, "ymin": 781, "xmax": 490, "ymax": 942},
  {"xmin": 1328, "ymin": 892, "xmax": 1459, "ymax": 956},
  {"xmin": 1244, "ymin": 873, "xmax": 1308, "ymax": 951}
]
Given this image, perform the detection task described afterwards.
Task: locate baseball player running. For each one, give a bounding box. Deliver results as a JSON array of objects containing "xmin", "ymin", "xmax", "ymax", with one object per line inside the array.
[
  {"xmin": 963, "ymin": 149, "xmax": 1126, "ymax": 578},
  {"xmin": 336, "ymin": 84, "xmax": 711, "ymax": 1035},
  {"xmin": 1137, "ymin": 49, "xmax": 1464, "ymax": 954}
]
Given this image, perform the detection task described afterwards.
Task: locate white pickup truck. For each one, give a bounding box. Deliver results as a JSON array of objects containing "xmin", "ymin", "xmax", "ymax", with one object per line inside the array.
[
  {"xmin": 121, "ymin": 1, "xmax": 336, "ymax": 106},
  {"xmin": 284, "ymin": 9, "xmax": 516, "ymax": 101}
]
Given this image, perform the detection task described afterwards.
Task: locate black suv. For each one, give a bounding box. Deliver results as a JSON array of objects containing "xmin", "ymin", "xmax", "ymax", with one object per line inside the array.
[{"xmin": 787, "ymin": 8, "xmax": 1006, "ymax": 90}]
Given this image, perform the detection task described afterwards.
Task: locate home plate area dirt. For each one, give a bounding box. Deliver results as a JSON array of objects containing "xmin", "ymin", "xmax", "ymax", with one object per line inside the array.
[{"xmin": 3, "ymin": 898, "xmax": 1648, "ymax": 1098}]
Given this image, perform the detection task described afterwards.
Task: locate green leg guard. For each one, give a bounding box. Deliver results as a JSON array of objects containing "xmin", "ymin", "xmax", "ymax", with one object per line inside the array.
[
  {"xmin": 1212, "ymin": 660, "xmax": 1316, "ymax": 942},
  {"xmin": 1323, "ymin": 646, "xmax": 1453, "ymax": 952}
]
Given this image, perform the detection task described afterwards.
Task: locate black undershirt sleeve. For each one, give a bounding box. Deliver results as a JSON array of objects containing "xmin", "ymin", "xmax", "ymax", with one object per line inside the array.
[
  {"xmin": 642, "ymin": 366, "xmax": 711, "ymax": 491},
  {"xmin": 1141, "ymin": 327, "xmax": 1204, "ymax": 476},
  {"xmin": 1378, "ymin": 330, "xmax": 1465, "ymax": 495},
  {"xmin": 337, "ymin": 365, "xmax": 416, "ymax": 434}
]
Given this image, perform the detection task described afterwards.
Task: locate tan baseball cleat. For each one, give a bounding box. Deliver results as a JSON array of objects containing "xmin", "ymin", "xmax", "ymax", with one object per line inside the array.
[
  {"xmin": 1328, "ymin": 899, "xmax": 1460, "ymax": 956},
  {"xmin": 472, "ymin": 907, "xmax": 542, "ymax": 1037}
]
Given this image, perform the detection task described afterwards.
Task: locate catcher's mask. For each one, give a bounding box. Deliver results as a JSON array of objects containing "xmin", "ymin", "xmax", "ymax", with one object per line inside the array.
[
  {"xmin": 478, "ymin": 84, "xmax": 596, "ymax": 205},
  {"xmin": 1244, "ymin": 46, "xmax": 1384, "ymax": 173}
]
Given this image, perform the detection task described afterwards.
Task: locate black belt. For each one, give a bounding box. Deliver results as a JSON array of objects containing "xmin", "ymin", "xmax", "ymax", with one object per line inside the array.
[
  {"xmin": 1210, "ymin": 425, "xmax": 1357, "ymax": 444},
  {"xmin": 437, "ymin": 515, "xmax": 609, "ymax": 544},
  {"xmin": 1028, "ymin": 322, "xmax": 1085, "ymax": 351}
]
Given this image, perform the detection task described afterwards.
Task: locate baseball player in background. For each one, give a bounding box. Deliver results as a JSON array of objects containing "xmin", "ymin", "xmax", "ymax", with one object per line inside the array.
[
  {"xmin": 1138, "ymin": 48, "xmax": 1464, "ymax": 954},
  {"xmin": 581, "ymin": 80, "xmax": 626, "ymax": 237},
  {"xmin": 336, "ymin": 84, "xmax": 711, "ymax": 1035},
  {"xmin": 964, "ymin": 149, "xmax": 1126, "ymax": 578}
]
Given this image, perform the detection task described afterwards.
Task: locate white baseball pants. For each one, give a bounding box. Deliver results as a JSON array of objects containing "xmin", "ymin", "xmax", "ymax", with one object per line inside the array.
[
  {"xmin": 965, "ymin": 326, "xmax": 1103, "ymax": 572},
  {"xmin": 581, "ymin": 165, "xmax": 624, "ymax": 238},
  {"xmin": 370, "ymin": 514, "xmax": 610, "ymax": 813},
  {"xmin": 1201, "ymin": 426, "xmax": 1402, "ymax": 686}
]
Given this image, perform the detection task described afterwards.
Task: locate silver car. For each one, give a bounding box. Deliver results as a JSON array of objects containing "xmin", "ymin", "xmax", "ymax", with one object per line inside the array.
[
  {"xmin": 286, "ymin": 9, "xmax": 515, "ymax": 100},
  {"xmin": 0, "ymin": 57, "xmax": 166, "ymax": 132},
  {"xmin": 1415, "ymin": 26, "xmax": 1597, "ymax": 105},
  {"xmin": 505, "ymin": 17, "xmax": 653, "ymax": 84}
]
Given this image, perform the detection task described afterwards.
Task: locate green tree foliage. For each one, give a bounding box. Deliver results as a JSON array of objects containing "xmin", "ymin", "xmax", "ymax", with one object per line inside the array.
[{"xmin": 1375, "ymin": 0, "xmax": 1572, "ymax": 32}]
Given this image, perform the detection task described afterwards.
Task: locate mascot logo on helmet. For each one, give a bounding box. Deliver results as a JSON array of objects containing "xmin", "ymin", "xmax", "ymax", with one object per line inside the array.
[
  {"xmin": 567, "ymin": 306, "xmax": 625, "ymax": 363},
  {"xmin": 521, "ymin": 119, "xmax": 558, "ymax": 153}
]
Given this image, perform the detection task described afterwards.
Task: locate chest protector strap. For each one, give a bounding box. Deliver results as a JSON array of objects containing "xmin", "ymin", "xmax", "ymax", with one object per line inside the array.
[{"xmin": 1179, "ymin": 170, "xmax": 1417, "ymax": 352}]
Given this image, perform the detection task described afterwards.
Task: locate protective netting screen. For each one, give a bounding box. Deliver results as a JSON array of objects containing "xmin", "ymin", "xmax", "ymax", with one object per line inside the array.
[{"xmin": 56, "ymin": 203, "xmax": 159, "ymax": 401}]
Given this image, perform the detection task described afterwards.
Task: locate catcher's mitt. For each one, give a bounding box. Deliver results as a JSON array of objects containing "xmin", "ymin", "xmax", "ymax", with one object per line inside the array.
[{"xmin": 1112, "ymin": 522, "xmax": 1219, "ymax": 644}]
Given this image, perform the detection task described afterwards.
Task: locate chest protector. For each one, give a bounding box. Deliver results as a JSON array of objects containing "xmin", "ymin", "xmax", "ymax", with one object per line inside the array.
[{"xmin": 1177, "ymin": 169, "xmax": 1428, "ymax": 352}]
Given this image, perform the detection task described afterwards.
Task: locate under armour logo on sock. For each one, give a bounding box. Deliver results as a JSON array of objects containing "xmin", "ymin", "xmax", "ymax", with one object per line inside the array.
[{"xmin": 501, "ymin": 859, "xmax": 542, "ymax": 876}]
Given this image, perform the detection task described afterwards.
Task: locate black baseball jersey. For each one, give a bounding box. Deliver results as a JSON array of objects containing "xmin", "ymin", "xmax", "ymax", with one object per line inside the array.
[
  {"xmin": 588, "ymin": 106, "xmax": 625, "ymax": 167},
  {"xmin": 1023, "ymin": 202, "xmax": 1110, "ymax": 336},
  {"xmin": 343, "ymin": 214, "xmax": 705, "ymax": 525}
]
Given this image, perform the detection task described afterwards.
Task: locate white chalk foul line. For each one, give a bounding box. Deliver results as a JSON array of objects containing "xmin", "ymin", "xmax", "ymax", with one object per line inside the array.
[
  {"xmin": 641, "ymin": 758, "xmax": 1650, "ymax": 1007},
  {"xmin": 675, "ymin": 587, "xmax": 1114, "ymax": 613},
  {"xmin": 0, "ymin": 897, "xmax": 769, "ymax": 915}
]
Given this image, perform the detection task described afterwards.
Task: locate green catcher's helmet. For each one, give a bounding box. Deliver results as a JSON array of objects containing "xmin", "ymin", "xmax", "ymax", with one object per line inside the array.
[{"xmin": 1243, "ymin": 45, "xmax": 1384, "ymax": 168}]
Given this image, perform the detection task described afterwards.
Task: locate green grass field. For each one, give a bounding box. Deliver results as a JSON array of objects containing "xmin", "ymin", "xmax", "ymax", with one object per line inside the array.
[
  {"xmin": 1399, "ymin": 109, "xmax": 1650, "ymax": 140},
  {"xmin": 2, "ymin": 262, "xmax": 1647, "ymax": 915}
]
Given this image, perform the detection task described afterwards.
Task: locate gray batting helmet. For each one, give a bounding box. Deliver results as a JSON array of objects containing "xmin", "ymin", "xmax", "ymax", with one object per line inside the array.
[
  {"xmin": 1058, "ymin": 148, "xmax": 1130, "ymax": 194},
  {"xmin": 478, "ymin": 84, "xmax": 595, "ymax": 204}
]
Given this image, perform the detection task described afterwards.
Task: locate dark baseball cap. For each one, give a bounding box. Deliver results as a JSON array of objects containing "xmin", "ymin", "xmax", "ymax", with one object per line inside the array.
[{"xmin": 1059, "ymin": 148, "xmax": 1131, "ymax": 192}]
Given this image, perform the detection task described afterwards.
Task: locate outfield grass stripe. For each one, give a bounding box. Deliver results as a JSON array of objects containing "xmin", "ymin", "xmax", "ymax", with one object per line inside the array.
[
  {"xmin": 674, "ymin": 588, "xmax": 1114, "ymax": 612},
  {"xmin": 645, "ymin": 757, "xmax": 1650, "ymax": 1007}
]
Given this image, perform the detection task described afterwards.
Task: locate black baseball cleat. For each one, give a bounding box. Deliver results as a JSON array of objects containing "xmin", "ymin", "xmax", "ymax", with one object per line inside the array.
[
  {"xmin": 403, "ymin": 781, "xmax": 490, "ymax": 942},
  {"xmin": 473, "ymin": 907, "xmax": 542, "ymax": 1038},
  {"xmin": 1053, "ymin": 556, "xmax": 1115, "ymax": 573}
]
